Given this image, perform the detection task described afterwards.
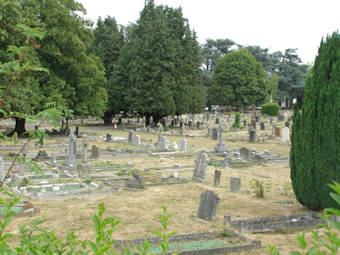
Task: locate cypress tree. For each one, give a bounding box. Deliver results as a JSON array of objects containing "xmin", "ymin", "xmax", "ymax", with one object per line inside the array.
[{"xmin": 290, "ymin": 32, "xmax": 340, "ymax": 210}]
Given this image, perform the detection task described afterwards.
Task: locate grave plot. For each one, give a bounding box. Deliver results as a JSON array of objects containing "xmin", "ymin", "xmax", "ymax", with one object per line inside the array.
[
  {"xmin": 115, "ymin": 231, "xmax": 261, "ymax": 255},
  {"xmin": 0, "ymin": 201, "xmax": 39, "ymax": 218},
  {"xmin": 225, "ymin": 213, "xmax": 324, "ymax": 234}
]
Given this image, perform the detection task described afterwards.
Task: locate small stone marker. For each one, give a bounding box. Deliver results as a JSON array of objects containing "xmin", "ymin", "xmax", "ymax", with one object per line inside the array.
[
  {"xmin": 260, "ymin": 122, "xmax": 265, "ymax": 130},
  {"xmin": 193, "ymin": 151, "xmax": 207, "ymax": 181},
  {"xmin": 180, "ymin": 138, "xmax": 187, "ymax": 152},
  {"xmin": 214, "ymin": 170, "xmax": 221, "ymax": 187},
  {"xmin": 282, "ymin": 127, "xmax": 290, "ymax": 142},
  {"xmin": 212, "ymin": 128, "xmax": 218, "ymax": 140},
  {"xmin": 249, "ymin": 130, "xmax": 256, "ymax": 142},
  {"xmin": 230, "ymin": 177, "xmax": 241, "ymax": 193},
  {"xmin": 197, "ymin": 190, "xmax": 220, "ymax": 221},
  {"xmin": 91, "ymin": 145, "xmax": 100, "ymax": 159}
]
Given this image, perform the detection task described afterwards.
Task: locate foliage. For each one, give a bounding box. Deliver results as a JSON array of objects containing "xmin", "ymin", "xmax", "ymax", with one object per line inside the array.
[
  {"xmin": 111, "ymin": 0, "xmax": 205, "ymax": 123},
  {"xmin": 232, "ymin": 112, "xmax": 241, "ymax": 128},
  {"xmin": 290, "ymin": 31, "xmax": 340, "ymax": 210},
  {"xmin": 261, "ymin": 103, "xmax": 280, "ymax": 116},
  {"xmin": 249, "ymin": 178, "xmax": 271, "ymax": 198},
  {"xmin": 269, "ymin": 182, "xmax": 340, "ymax": 255},
  {"xmin": 208, "ymin": 49, "xmax": 269, "ymax": 108}
]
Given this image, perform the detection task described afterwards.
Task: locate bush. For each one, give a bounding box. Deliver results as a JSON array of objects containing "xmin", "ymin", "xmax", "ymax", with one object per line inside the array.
[
  {"xmin": 261, "ymin": 103, "xmax": 280, "ymax": 116},
  {"xmin": 232, "ymin": 112, "xmax": 241, "ymax": 128}
]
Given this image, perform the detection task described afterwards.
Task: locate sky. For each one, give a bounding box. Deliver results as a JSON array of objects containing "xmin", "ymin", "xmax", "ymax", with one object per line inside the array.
[{"xmin": 78, "ymin": 0, "xmax": 339, "ymax": 64}]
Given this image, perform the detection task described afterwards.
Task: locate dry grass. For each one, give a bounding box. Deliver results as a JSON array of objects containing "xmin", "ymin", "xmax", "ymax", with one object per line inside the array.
[{"xmin": 4, "ymin": 125, "xmax": 325, "ymax": 254}]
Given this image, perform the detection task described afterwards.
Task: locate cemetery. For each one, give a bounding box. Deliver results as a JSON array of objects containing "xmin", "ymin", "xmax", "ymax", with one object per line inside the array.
[{"xmin": 0, "ymin": 0, "xmax": 339, "ymax": 254}]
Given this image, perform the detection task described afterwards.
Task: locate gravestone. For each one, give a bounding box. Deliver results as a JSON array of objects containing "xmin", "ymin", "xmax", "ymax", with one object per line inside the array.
[
  {"xmin": 157, "ymin": 124, "xmax": 163, "ymax": 143},
  {"xmin": 197, "ymin": 190, "xmax": 220, "ymax": 221},
  {"xmin": 285, "ymin": 121, "xmax": 290, "ymax": 128},
  {"xmin": 126, "ymin": 170, "xmax": 145, "ymax": 189},
  {"xmin": 65, "ymin": 131, "xmax": 77, "ymax": 168},
  {"xmin": 180, "ymin": 120, "xmax": 186, "ymax": 135},
  {"xmin": 215, "ymin": 118, "xmax": 219, "ymax": 124},
  {"xmin": 106, "ymin": 134, "xmax": 112, "ymax": 142},
  {"xmin": 274, "ymin": 127, "xmax": 281, "ymax": 137},
  {"xmin": 132, "ymin": 134, "xmax": 141, "ymax": 146},
  {"xmin": 278, "ymin": 113, "xmax": 285, "ymax": 121},
  {"xmin": 0, "ymin": 156, "xmax": 4, "ymax": 183},
  {"xmin": 180, "ymin": 138, "xmax": 187, "ymax": 152},
  {"xmin": 193, "ymin": 151, "xmax": 207, "ymax": 181},
  {"xmin": 77, "ymin": 163, "xmax": 91, "ymax": 178},
  {"xmin": 51, "ymin": 153, "xmax": 56, "ymax": 167},
  {"xmin": 251, "ymin": 119, "xmax": 256, "ymax": 130},
  {"xmin": 240, "ymin": 147, "xmax": 251, "ymax": 160},
  {"xmin": 230, "ymin": 177, "xmax": 241, "ymax": 193},
  {"xmin": 81, "ymin": 134, "xmax": 89, "ymax": 164},
  {"xmin": 160, "ymin": 136, "xmax": 168, "ymax": 150},
  {"xmin": 188, "ymin": 120, "xmax": 193, "ymax": 128},
  {"xmin": 34, "ymin": 150, "xmax": 50, "ymax": 161},
  {"xmin": 207, "ymin": 127, "xmax": 211, "ymax": 137},
  {"xmin": 211, "ymin": 128, "xmax": 218, "ymax": 140},
  {"xmin": 128, "ymin": 130, "xmax": 133, "ymax": 144},
  {"xmin": 282, "ymin": 127, "xmax": 290, "ymax": 142},
  {"xmin": 260, "ymin": 122, "xmax": 265, "ymax": 130},
  {"xmin": 91, "ymin": 145, "xmax": 100, "ymax": 159},
  {"xmin": 249, "ymin": 130, "xmax": 256, "ymax": 142},
  {"xmin": 196, "ymin": 121, "xmax": 201, "ymax": 129},
  {"xmin": 75, "ymin": 126, "xmax": 80, "ymax": 137},
  {"xmin": 121, "ymin": 119, "xmax": 125, "ymax": 130},
  {"xmin": 243, "ymin": 120, "xmax": 247, "ymax": 127},
  {"xmin": 205, "ymin": 112, "xmax": 209, "ymax": 121},
  {"xmin": 270, "ymin": 117, "xmax": 273, "ymax": 125},
  {"xmin": 214, "ymin": 125, "xmax": 227, "ymax": 153},
  {"xmin": 214, "ymin": 170, "xmax": 221, "ymax": 187}
]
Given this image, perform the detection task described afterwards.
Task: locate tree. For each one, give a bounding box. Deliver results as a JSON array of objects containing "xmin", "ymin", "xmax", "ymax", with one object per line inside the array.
[
  {"xmin": 290, "ymin": 31, "xmax": 340, "ymax": 210},
  {"xmin": 111, "ymin": 0, "xmax": 204, "ymax": 124},
  {"xmin": 208, "ymin": 49, "xmax": 269, "ymax": 108},
  {"xmin": 91, "ymin": 16, "xmax": 124, "ymax": 123}
]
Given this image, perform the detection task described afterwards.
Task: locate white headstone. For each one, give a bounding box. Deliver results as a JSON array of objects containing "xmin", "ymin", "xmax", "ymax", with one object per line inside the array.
[
  {"xmin": 282, "ymin": 127, "xmax": 290, "ymax": 142},
  {"xmin": 160, "ymin": 136, "xmax": 168, "ymax": 150},
  {"xmin": 132, "ymin": 134, "xmax": 141, "ymax": 146},
  {"xmin": 180, "ymin": 138, "xmax": 187, "ymax": 152}
]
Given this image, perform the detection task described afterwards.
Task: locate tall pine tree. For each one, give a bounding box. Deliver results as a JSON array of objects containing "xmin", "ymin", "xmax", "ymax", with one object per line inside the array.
[{"xmin": 290, "ymin": 32, "xmax": 340, "ymax": 210}]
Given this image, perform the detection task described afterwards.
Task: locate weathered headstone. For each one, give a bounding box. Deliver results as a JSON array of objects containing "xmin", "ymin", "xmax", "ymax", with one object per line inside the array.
[
  {"xmin": 81, "ymin": 134, "xmax": 89, "ymax": 164},
  {"xmin": 230, "ymin": 177, "xmax": 241, "ymax": 193},
  {"xmin": 274, "ymin": 126, "xmax": 281, "ymax": 137},
  {"xmin": 193, "ymin": 151, "xmax": 207, "ymax": 181},
  {"xmin": 240, "ymin": 147, "xmax": 251, "ymax": 160},
  {"xmin": 260, "ymin": 122, "xmax": 265, "ymax": 130},
  {"xmin": 128, "ymin": 130, "xmax": 133, "ymax": 144},
  {"xmin": 77, "ymin": 163, "xmax": 91, "ymax": 178},
  {"xmin": 285, "ymin": 121, "xmax": 290, "ymax": 128},
  {"xmin": 180, "ymin": 120, "xmax": 186, "ymax": 135},
  {"xmin": 196, "ymin": 121, "xmax": 201, "ymax": 129},
  {"xmin": 132, "ymin": 134, "xmax": 141, "ymax": 146},
  {"xmin": 34, "ymin": 150, "xmax": 50, "ymax": 161},
  {"xmin": 212, "ymin": 128, "xmax": 218, "ymax": 140},
  {"xmin": 65, "ymin": 131, "xmax": 77, "ymax": 168},
  {"xmin": 106, "ymin": 134, "xmax": 112, "ymax": 142},
  {"xmin": 215, "ymin": 118, "xmax": 219, "ymax": 124},
  {"xmin": 197, "ymin": 190, "xmax": 220, "ymax": 221},
  {"xmin": 215, "ymin": 125, "xmax": 227, "ymax": 153},
  {"xmin": 249, "ymin": 130, "xmax": 256, "ymax": 142},
  {"xmin": 214, "ymin": 170, "xmax": 221, "ymax": 187},
  {"xmin": 180, "ymin": 138, "xmax": 187, "ymax": 152},
  {"xmin": 251, "ymin": 119, "xmax": 256, "ymax": 130},
  {"xmin": 160, "ymin": 136, "xmax": 168, "ymax": 150},
  {"xmin": 282, "ymin": 127, "xmax": 290, "ymax": 142},
  {"xmin": 207, "ymin": 127, "xmax": 211, "ymax": 137},
  {"xmin": 126, "ymin": 169, "xmax": 145, "ymax": 189},
  {"xmin": 91, "ymin": 145, "xmax": 100, "ymax": 159}
]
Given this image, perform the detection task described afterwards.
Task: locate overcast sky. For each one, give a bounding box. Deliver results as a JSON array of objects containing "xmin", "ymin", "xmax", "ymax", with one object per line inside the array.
[{"xmin": 78, "ymin": 0, "xmax": 339, "ymax": 64}]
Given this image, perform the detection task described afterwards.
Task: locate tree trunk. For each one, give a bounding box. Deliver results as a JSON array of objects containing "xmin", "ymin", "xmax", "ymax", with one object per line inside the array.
[
  {"xmin": 13, "ymin": 116, "xmax": 26, "ymax": 135},
  {"xmin": 103, "ymin": 111, "xmax": 113, "ymax": 125}
]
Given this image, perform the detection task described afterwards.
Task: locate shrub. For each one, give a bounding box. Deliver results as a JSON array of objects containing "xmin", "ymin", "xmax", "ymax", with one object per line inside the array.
[
  {"xmin": 232, "ymin": 112, "xmax": 241, "ymax": 128},
  {"xmin": 261, "ymin": 103, "xmax": 280, "ymax": 116}
]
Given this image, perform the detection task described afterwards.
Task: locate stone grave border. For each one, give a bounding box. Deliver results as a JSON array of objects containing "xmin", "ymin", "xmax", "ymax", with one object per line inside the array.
[
  {"xmin": 225, "ymin": 212, "xmax": 323, "ymax": 234},
  {"xmin": 114, "ymin": 231, "xmax": 261, "ymax": 255}
]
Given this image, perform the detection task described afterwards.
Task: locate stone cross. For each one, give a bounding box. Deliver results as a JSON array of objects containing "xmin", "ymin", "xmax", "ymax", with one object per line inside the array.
[
  {"xmin": 193, "ymin": 151, "xmax": 207, "ymax": 181},
  {"xmin": 81, "ymin": 134, "xmax": 89, "ymax": 164},
  {"xmin": 215, "ymin": 125, "xmax": 227, "ymax": 152},
  {"xmin": 197, "ymin": 190, "xmax": 220, "ymax": 221}
]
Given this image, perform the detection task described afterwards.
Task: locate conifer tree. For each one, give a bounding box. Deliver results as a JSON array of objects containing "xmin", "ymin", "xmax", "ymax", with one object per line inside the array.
[{"xmin": 290, "ymin": 32, "xmax": 340, "ymax": 210}]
